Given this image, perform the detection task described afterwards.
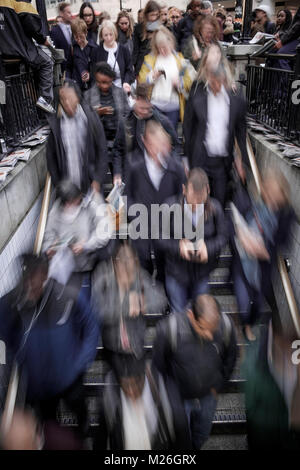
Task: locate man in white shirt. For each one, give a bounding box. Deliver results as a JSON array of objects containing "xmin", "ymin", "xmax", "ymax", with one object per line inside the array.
[{"xmin": 183, "ymin": 54, "xmax": 247, "ymax": 208}]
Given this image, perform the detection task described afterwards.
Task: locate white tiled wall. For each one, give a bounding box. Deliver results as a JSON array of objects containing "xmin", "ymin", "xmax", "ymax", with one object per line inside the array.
[{"xmin": 0, "ymin": 193, "xmax": 43, "ymax": 297}]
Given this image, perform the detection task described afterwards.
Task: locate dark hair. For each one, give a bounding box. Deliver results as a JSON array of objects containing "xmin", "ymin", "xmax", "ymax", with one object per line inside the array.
[
  {"xmin": 277, "ymin": 9, "xmax": 293, "ymax": 31},
  {"xmin": 56, "ymin": 180, "xmax": 82, "ymax": 205},
  {"xmin": 94, "ymin": 61, "xmax": 116, "ymax": 80},
  {"xmin": 21, "ymin": 254, "xmax": 49, "ymax": 281},
  {"xmin": 112, "ymin": 355, "xmax": 146, "ymax": 380},
  {"xmin": 191, "ymin": 294, "xmax": 221, "ymax": 321},
  {"xmin": 186, "ymin": 168, "xmax": 214, "ymax": 218},
  {"xmin": 142, "ymin": 0, "xmax": 161, "ymax": 39},
  {"xmin": 58, "ymin": 2, "xmax": 70, "ymax": 13},
  {"xmin": 135, "ymin": 83, "xmax": 151, "ymax": 100},
  {"xmin": 79, "ymin": 2, "xmax": 98, "ymax": 32}
]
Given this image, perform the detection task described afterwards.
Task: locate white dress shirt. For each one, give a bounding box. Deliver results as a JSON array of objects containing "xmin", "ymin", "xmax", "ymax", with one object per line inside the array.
[
  {"xmin": 121, "ymin": 377, "xmax": 158, "ymax": 450},
  {"xmin": 104, "ymin": 44, "xmax": 122, "ymax": 88},
  {"xmin": 144, "ymin": 151, "xmax": 167, "ymax": 191},
  {"xmin": 205, "ymin": 85, "xmax": 230, "ymax": 157}
]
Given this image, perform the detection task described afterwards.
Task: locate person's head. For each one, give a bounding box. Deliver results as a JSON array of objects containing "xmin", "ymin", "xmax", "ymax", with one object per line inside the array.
[
  {"xmin": 113, "ymin": 356, "xmax": 146, "ymax": 401},
  {"xmin": 197, "ymin": 44, "xmax": 233, "ymax": 91},
  {"xmin": 255, "ymin": 5, "xmax": 271, "ymax": 23},
  {"xmin": 261, "ymin": 168, "xmax": 290, "ymax": 211},
  {"xmin": 21, "ymin": 254, "xmax": 49, "ymax": 304},
  {"xmin": 94, "ymin": 62, "xmax": 116, "ymax": 94},
  {"xmin": 137, "ymin": 8, "xmax": 144, "ymax": 23},
  {"xmin": 116, "ymin": 10, "xmax": 134, "ymax": 38},
  {"xmin": 225, "ymin": 14, "xmax": 233, "ymax": 25},
  {"xmin": 151, "ymin": 25, "xmax": 175, "ymax": 56},
  {"xmin": 113, "ymin": 243, "xmax": 140, "ymax": 288},
  {"xmin": 57, "ymin": 180, "xmax": 82, "ymax": 210},
  {"xmin": 187, "ymin": 294, "xmax": 221, "ymax": 341},
  {"xmin": 189, "ymin": 0, "xmax": 202, "ymax": 19},
  {"xmin": 71, "ymin": 18, "xmax": 88, "ymax": 48},
  {"xmin": 142, "ymin": 120, "xmax": 171, "ymax": 161},
  {"xmin": 194, "ymin": 14, "xmax": 220, "ymax": 45},
  {"xmin": 160, "ymin": 4, "xmax": 168, "ymax": 24},
  {"xmin": 276, "ymin": 9, "xmax": 292, "ymax": 29},
  {"xmin": 200, "ymin": 0, "xmax": 213, "ymax": 16},
  {"xmin": 79, "ymin": 2, "xmax": 97, "ymax": 29},
  {"xmin": 99, "ymin": 19, "xmax": 118, "ymax": 47},
  {"xmin": 98, "ymin": 11, "xmax": 111, "ymax": 26},
  {"xmin": 169, "ymin": 7, "xmax": 182, "ymax": 26},
  {"xmin": 215, "ymin": 8, "xmax": 226, "ymax": 25},
  {"xmin": 134, "ymin": 84, "xmax": 153, "ymax": 118},
  {"xmin": 58, "ymin": 2, "xmax": 72, "ymax": 24},
  {"xmin": 56, "ymin": 15, "xmax": 63, "ymax": 24},
  {"xmin": 143, "ymin": 0, "xmax": 161, "ymax": 24},
  {"xmin": 59, "ymin": 83, "xmax": 80, "ymax": 117},
  {"xmin": 183, "ymin": 168, "xmax": 210, "ymax": 211}
]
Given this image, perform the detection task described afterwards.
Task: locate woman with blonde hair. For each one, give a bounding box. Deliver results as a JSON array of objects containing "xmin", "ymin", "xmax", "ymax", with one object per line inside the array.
[
  {"xmin": 115, "ymin": 10, "xmax": 134, "ymax": 55},
  {"xmin": 91, "ymin": 19, "xmax": 134, "ymax": 92},
  {"xmin": 138, "ymin": 26, "xmax": 195, "ymax": 132},
  {"xmin": 183, "ymin": 14, "xmax": 220, "ymax": 70}
]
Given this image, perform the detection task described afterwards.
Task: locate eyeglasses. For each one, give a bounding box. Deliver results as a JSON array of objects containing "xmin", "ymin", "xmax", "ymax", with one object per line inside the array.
[{"xmin": 171, "ymin": 16, "xmax": 180, "ymax": 19}]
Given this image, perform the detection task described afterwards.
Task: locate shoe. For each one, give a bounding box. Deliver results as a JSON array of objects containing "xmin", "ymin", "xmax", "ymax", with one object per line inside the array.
[{"xmin": 36, "ymin": 96, "xmax": 55, "ymax": 114}]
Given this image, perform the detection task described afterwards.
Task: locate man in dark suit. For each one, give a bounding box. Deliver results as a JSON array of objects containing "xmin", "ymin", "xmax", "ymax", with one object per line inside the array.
[
  {"xmin": 125, "ymin": 120, "xmax": 186, "ymax": 283},
  {"xmin": 183, "ymin": 54, "xmax": 247, "ymax": 208},
  {"xmin": 46, "ymin": 82, "xmax": 108, "ymax": 194},
  {"xmin": 50, "ymin": 2, "xmax": 73, "ymax": 72}
]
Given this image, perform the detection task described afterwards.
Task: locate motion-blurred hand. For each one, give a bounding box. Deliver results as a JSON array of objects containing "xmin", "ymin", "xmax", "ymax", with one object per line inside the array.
[
  {"xmin": 179, "ymin": 239, "xmax": 194, "ymax": 260},
  {"xmin": 71, "ymin": 242, "xmax": 84, "ymax": 255},
  {"xmin": 97, "ymin": 106, "xmax": 114, "ymax": 116},
  {"xmin": 123, "ymin": 82, "xmax": 131, "ymax": 94},
  {"xmin": 81, "ymin": 71, "xmax": 90, "ymax": 82}
]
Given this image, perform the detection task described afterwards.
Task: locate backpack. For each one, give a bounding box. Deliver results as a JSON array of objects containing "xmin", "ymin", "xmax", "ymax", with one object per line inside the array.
[{"xmin": 168, "ymin": 311, "xmax": 233, "ymax": 353}]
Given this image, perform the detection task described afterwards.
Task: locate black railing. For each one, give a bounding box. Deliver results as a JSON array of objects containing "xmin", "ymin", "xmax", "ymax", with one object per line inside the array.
[
  {"xmin": 246, "ymin": 50, "xmax": 300, "ymax": 145},
  {"xmin": 0, "ymin": 61, "xmax": 42, "ymax": 151}
]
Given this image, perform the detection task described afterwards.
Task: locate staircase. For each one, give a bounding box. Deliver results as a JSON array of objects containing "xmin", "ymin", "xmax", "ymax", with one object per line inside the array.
[{"xmin": 57, "ymin": 239, "xmax": 271, "ymax": 450}]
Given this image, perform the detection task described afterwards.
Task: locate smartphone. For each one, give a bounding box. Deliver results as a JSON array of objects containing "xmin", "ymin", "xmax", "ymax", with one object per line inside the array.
[{"xmin": 158, "ymin": 70, "xmax": 166, "ymax": 79}]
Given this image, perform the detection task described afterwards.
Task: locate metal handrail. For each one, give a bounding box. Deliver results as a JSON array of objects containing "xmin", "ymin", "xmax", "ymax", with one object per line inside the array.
[
  {"xmin": 245, "ymin": 135, "xmax": 300, "ymax": 337},
  {"xmin": 1, "ymin": 173, "xmax": 52, "ymax": 432}
]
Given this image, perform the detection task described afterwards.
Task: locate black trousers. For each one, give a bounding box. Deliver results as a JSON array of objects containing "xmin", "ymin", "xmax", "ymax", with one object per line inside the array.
[
  {"xmin": 204, "ymin": 156, "xmax": 230, "ymax": 208},
  {"xmin": 30, "ymin": 47, "xmax": 54, "ymax": 102}
]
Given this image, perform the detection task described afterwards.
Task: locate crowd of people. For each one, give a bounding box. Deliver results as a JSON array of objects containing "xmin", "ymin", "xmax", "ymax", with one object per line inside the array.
[{"xmin": 0, "ymin": 0, "xmax": 300, "ymax": 451}]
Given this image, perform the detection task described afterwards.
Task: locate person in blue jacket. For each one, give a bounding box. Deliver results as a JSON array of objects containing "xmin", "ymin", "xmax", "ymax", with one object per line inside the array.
[{"xmin": 0, "ymin": 254, "xmax": 99, "ymax": 437}]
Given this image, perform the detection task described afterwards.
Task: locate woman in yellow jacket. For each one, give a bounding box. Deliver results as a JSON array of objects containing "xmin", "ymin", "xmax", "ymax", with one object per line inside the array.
[{"xmin": 138, "ymin": 26, "xmax": 196, "ymax": 133}]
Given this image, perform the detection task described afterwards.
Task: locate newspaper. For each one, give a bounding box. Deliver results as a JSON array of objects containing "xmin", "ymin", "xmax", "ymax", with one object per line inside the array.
[
  {"xmin": 8, "ymin": 148, "xmax": 31, "ymax": 162},
  {"xmin": 249, "ymin": 32, "xmax": 275, "ymax": 44}
]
